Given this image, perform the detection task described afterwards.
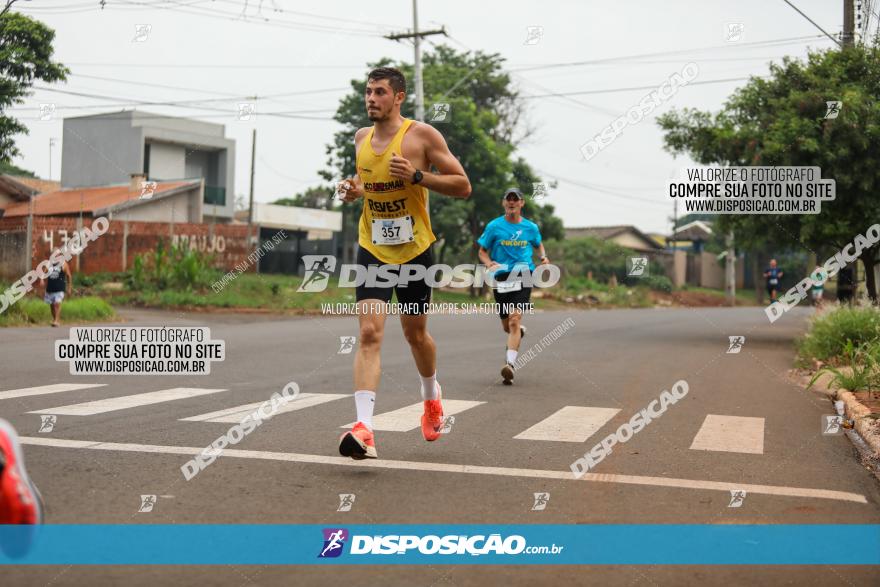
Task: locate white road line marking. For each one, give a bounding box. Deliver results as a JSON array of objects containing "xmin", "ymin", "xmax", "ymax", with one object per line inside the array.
[
  {"xmin": 514, "ymin": 406, "xmax": 621, "ymax": 442},
  {"xmin": 0, "ymin": 383, "xmax": 107, "ymax": 400},
  {"xmin": 28, "ymin": 388, "xmax": 227, "ymax": 416},
  {"xmin": 181, "ymin": 393, "xmax": 348, "ymax": 423},
  {"xmin": 690, "ymin": 415, "xmax": 765, "ymax": 454},
  {"xmin": 341, "ymin": 400, "xmax": 486, "ymax": 432},
  {"xmin": 19, "ymin": 436, "xmax": 867, "ymax": 503}
]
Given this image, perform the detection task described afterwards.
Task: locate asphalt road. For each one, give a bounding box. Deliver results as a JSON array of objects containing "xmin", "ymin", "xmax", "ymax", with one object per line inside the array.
[{"xmin": 2, "ymin": 304, "xmax": 879, "ymax": 586}]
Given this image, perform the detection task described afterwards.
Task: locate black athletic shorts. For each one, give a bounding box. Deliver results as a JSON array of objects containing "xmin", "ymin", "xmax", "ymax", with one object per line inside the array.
[
  {"xmin": 355, "ymin": 246, "xmax": 433, "ymax": 315},
  {"xmin": 492, "ymin": 272, "xmax": 532, "ymax": 319}
]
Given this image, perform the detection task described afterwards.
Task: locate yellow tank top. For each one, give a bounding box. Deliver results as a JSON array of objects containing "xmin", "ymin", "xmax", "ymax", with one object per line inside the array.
[{"xmin": 356, "ymin": 118, "xmax": 435, "ymax": 264}]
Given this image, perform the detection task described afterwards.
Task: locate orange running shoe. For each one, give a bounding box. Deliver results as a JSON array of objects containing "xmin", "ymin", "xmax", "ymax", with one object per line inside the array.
[
  {"xmin": 420, "ymin": 383, "xmax": 444, "ymax": 442},
  {"xmin": 338, "ymin": 421, "xmax": 377, "ymax": 460}
]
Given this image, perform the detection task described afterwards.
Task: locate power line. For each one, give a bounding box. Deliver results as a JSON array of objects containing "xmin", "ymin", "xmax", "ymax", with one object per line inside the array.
[
  {"xmin": 66, "ymin": 62, "xmax": 364, "ymax": 69},
  {"xmin": 117, "ymin": 0, "xmax": 387, "ymax": 35},
  {"xmin": 780, "ymin": 0, "xmax": 842, "ymax": 47},
  {"xmin": 30, "ymin": 83, "xmax": 347, "ymax": 105},
  {"xmin": 208, "ymin": 0, "xmax": 397, "ymax": 31},
  {"xmin": 27, "ymin": 85, "xmax": 337, "ymax": 120},
  {"xmin": 509, "ymin": 35, "xmax": 833, "ymax": 73},
  {"xmin": 520, "ymin": 76, "xmax": 755, "ymax": 99},
  {"xmin": 511, "ymin": 72, "xmax": 619, "ymax": 117},
  {"xmin": 19, "ymin": 0, "xmax": 389, "ymax": 36},
  {"xmin": 257, "ymin": 155, "xmax": 324, "ymax": 185},
  {"xmin": 535, "ymin": 170, "xmax": 669, "ymax": 208},
  {"xmin": 71, "ymin": 73, "xmax": 245, "ymax": 98}
]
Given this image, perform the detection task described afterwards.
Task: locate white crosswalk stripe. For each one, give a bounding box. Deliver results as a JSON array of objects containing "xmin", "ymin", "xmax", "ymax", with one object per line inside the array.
[
  {"xmin": 6, "ymin": 381, "xmax": 774, "ymax": 460},
  {"xmin": 181, "ymin": 393, "xmax": 348, "ymax": 423},
  {"xmin": 689, "ymin": 414, "xmax": 765, "ymax": 454},
  {"xmin": 342, "ymin": 400, "xmax": 486, "ymax": 432},
  {"xmin": 514, "ymin": 406, "xmax": 621, "ymax": 442},
  {"xmin": 0, "ymin": 383, "xmax": 107, "ymax": 401},
  {"xmin": 29, "ymin": 387, "xmax": 227, "ymax": 416}
]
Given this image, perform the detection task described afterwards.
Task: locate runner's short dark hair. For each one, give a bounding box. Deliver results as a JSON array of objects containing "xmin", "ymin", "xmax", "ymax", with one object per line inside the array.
[{"xmin": 367, "ymin": 67, "xmax": 406, "ymax": 95}]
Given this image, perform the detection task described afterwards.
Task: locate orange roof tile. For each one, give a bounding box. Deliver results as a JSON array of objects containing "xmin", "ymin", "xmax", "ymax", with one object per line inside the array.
[
  {"xmin": 1, "ymin": 181, "xmax": 197, "ymax": 217},
  {"xmin": 8, "ymin": 176, "xmax": 61, "ymax": 194}
]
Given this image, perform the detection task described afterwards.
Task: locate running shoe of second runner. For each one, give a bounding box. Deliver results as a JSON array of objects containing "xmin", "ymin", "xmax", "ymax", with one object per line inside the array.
[
  {"xmin": 501, "ymin": 326, "xmax": 525, "ymax": 385},
  {"xmin": 501, "ymin": 361, "xmax": 515, "ymax": 385}
]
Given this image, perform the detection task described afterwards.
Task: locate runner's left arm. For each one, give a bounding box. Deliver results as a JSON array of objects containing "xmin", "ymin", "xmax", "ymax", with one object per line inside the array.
[
  {"xmin": 391, "ymin": 124, "xmax": 470, "ymax": 198},
  {"xmin": 532, "ymin": 227, "xmax": 549, "ymax": 265},
  {"xmin": 536, "ymin": 243, "xmax": 549, "ymax": 265}
]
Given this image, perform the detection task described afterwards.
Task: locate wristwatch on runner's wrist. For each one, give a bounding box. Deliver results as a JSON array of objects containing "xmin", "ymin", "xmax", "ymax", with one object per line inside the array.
[{"xmin": 412, "ymin": 170, "xmax": 424, "ymax": 184}]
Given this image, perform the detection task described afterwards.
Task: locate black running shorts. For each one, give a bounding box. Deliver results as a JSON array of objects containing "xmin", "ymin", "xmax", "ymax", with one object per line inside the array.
[
  {"xmin": 355, "ymin": 246, "xmax": 434, "ymax": 315},
  {"xmin": 492, "ymin": 272, "xmax": 532, "ymax": 319}
]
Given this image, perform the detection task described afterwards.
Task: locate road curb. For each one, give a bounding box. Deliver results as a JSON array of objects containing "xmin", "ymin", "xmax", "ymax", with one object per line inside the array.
[
  {"xmin": 792, "ymin": 368, "xmax": 880, "ymax": 459},
  {"xmin": 837, "ymin": 390, "xmax": 880, "ymax": 458}
]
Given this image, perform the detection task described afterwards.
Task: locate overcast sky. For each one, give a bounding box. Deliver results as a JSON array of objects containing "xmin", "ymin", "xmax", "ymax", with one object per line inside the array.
[{"xmin": 12, "ymin": 0, "xmax": 847, "ymax": 234}]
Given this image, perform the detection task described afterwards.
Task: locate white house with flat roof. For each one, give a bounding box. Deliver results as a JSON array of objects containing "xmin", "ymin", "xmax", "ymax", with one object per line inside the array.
[{"xmin": 61, "ymin": 110, "xmax": 235, "ymax": 222}]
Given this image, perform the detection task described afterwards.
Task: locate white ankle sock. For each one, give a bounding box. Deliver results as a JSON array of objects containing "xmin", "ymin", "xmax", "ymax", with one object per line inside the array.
[
  {"xmin": 506, "ymin": 349, "xmax": 518, "ymax": 365},
  {"xmin": 420, "ymin": 372, "xmax": 438, "ymax": 400},
  {"xmin": 354, "ymin": 390, "xmax": 376, "ymax": 429}
]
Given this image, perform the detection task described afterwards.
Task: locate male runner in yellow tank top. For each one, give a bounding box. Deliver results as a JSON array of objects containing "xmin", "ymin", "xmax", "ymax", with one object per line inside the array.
[{"xmin": 336, "ymin": 67, "xmax": 471, "ymax": 460}]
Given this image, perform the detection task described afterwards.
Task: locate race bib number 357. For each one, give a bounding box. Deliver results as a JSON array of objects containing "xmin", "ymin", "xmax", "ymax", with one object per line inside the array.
[{"xmin": 372, "ymin": 216, "xmax": 414, "ymax": 245}]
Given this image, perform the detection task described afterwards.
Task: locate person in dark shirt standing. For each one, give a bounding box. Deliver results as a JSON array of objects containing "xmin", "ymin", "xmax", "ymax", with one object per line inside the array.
[
  {"xmin": 763, "ymin": 259, "xmax": 783, "ymax": 303},
  {"xmin": 40, "ymin": 255, "xmax": 72, "ymax": 327}
]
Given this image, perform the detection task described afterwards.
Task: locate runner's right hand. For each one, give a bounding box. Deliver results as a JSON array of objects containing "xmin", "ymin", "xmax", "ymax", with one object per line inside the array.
[{"xmin": 337, "ymin": 176, "xmax": 364, "ymax": 202}]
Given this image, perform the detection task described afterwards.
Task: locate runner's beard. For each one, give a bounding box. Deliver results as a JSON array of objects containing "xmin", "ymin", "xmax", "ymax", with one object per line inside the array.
[{"xmin": 367, "ymin": 107, "xmax": 389, "ymax": 122}]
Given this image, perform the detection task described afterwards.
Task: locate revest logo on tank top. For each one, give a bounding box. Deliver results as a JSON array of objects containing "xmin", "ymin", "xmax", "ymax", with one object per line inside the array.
[
  {"xmin": 367, "ymin": 197, "xmax": 408, "ymax": 215},
  {"xmin": 364, "ymin": 179, "xmax": 405, "ymax": 193}
]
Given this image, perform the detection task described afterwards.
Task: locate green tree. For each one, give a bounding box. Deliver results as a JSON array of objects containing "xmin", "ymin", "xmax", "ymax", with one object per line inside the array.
[
  {"xmin": 0, "ymin": 159, "xmax": 34, "ymax": 176},
  {"xmin": 320, "ymin": 45, "xmax": 563, "ymax": 268},
  {"xmin": 0, "ymin": 1, "xmax": 69, "ymax": 162},
  {"xmin": 658, "ymin": 44, "xmax": 880, "ymax": 302}
]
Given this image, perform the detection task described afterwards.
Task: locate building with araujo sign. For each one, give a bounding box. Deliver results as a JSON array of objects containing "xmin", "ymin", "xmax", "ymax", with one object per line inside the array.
[
  {"xmin": 235, "ymin": 203, "xmax": 342, "ymax": 275},
  {"xmin": 61, "ymin": 110, "xmax": 235, "ymax": 223}
]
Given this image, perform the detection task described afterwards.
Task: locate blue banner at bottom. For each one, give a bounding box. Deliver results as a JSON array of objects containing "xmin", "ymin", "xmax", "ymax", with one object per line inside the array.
[{"xmin": 1, "ymin": 525, "xmax": 878, "ymax": 565}]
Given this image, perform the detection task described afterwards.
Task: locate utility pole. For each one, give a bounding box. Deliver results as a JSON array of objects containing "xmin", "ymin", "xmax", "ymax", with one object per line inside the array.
[
  {"xmin": 843, "ymin": 0, "xmax": 855, "ymax": 46},
  {"xmin": 385, "ymin": 0, "xmax": 446, "ymax": 121},
  {"xmin": 725, "ymin": 231, "xmax": 736, "ymax": 306},
  {"xmin": 247, "ymin": 128, "xmax": 256, "ymax": 238},
  {"xmin": 48, "ymin": 138, "xmax": 57, "ymax": 181},
  {"xmin": 672, "ymin": 199, "xmax": 678, "ymax": 242}
]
